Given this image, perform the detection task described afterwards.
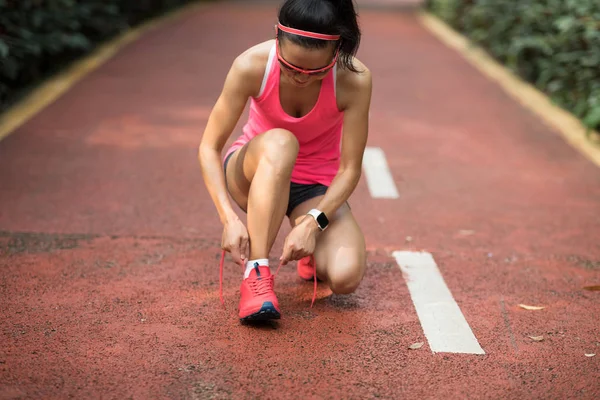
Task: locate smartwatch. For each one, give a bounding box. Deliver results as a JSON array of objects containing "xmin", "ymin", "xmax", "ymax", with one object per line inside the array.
[{"xmin": 307, "ymin": 209, "xmax": 329, "ymax": 231}]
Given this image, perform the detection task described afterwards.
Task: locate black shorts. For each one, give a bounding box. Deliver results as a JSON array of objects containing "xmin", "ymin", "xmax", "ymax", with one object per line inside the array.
[{"xmin": 224, "ymin": 150, "xmax": 328, "ymax": 217}]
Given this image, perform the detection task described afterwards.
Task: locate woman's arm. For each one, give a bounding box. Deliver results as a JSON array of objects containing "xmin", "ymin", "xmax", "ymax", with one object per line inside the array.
[
  {"xmin": 198, "ymin": 53, "xmax": 261, "ymax": 224},
  {"xmin": 313, "ymin": 63, "xmax": 373, "ymax": 221},
  {"xmin": 280, "ymin": 63, "xmax": 372, "ymax": 264}
]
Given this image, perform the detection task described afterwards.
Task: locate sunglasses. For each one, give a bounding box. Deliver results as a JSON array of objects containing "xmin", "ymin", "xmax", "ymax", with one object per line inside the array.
[{"xmin": 275, "ymin": 28, "xmax": 339, "ymax": 77}]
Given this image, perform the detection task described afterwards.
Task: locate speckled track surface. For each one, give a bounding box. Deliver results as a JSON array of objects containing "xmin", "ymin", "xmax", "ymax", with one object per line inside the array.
[{"xmin": 1, "ymin": 1, "xmax": 599, "ymax": 399}]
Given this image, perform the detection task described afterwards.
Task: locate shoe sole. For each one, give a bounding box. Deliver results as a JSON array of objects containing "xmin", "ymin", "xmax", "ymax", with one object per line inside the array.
[{"xmin": 240, "ymin": 301, "xmax": 281, "ymax": 322}]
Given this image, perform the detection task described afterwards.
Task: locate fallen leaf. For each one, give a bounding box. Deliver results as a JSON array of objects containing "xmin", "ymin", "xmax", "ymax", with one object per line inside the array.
[
  {"xmin": 583, "ymin": 285, "xmax": 600, "ymax": 291},
  {"xmin": 458, "ymin": 230, "xmax": 475, "ymax": 236},
  {"xmin": 585, "ymin": 353, "xmax": 596, "ymax": 357},
  {"xmin": 529, "ymin": 335, "xmax": 544, "ymax": 342},
  {"xmin": 519, "ymin": 304, "xmax": 545, "ymax": 310},
  {"xmin": 405, "ymin": 236, "xmax": 413, "ymax": 243},
  {"xmin": 408, "ymin": 342, "xmax": 424, "ymax": 350}
]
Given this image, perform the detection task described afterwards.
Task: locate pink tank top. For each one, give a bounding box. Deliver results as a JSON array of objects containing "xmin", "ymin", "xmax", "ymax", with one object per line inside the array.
[{"xmin": 224, "ymin": 43, "xmax": 344, "ymax": 186}]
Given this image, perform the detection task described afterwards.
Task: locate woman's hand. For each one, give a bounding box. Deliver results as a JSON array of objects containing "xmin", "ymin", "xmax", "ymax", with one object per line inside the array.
[
  {"xmin": 280, "ymin": 216, "xmax": 320, "ymax": 266},
  {"xmin": 221, "ymin": 217, "xmax": 249, "ymax": 266}
]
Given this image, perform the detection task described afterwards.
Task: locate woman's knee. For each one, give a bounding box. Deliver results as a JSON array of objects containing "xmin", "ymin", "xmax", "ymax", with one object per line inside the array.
[
  {"xmin": 260, "ymin": 129, "xmax": 299, "ymax": 167},
  {"xmin": 327, "ymin": 258, "xmax": 366, "ymax": 295}
]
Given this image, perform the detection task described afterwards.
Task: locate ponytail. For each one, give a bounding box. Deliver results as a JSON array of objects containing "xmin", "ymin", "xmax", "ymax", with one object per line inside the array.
[
  {"xmin": 328, "ymin": 0, "xmax": 361, "ymax": 72},
  {"xmin": 277, "ymin": 0, "xmax": 362, "ymax": 72}
]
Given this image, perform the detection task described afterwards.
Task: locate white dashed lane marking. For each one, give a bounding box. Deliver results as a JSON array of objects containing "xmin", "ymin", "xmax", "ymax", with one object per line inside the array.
[
  {"xmin": 393, "ymin": 251, "xmax": 485, "ymax": 355},
  {"xmin": 361, "ymin": 147, "xmax": 399, "ymax": 199}
]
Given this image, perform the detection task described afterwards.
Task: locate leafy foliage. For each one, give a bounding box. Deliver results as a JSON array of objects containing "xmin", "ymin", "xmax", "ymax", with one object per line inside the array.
[
  {"xmin": 0, "ymin": 0, "xmax": 207, "ymax": 111},
  {"xmin": 427, "ymin": 0, "xmax": 600, "ymax": 131}
]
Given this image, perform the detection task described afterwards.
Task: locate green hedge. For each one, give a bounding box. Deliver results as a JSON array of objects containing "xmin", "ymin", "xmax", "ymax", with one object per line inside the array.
[
  {"xmin": 0, "ymin": 0, "xmax": 207, "ymax": 112},
  {"xmin": 427, "ymin": 0, "xmax": 600, "ymax": 132}
]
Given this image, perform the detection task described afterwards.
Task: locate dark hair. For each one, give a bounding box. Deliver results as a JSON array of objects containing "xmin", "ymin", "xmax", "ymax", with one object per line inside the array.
[{"xmin": 277, "ymin": 0, "xmax": 362, "ymax": 72}]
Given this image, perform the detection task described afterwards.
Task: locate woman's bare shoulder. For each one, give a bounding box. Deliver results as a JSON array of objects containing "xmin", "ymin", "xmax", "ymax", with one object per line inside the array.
[
  {"xmin": 336, "ymin": 57, "xmax": 372, "ymax": 110},
  {"xmin": 229, "ymin": 40, "xmax": 275, "ymax": 96}
]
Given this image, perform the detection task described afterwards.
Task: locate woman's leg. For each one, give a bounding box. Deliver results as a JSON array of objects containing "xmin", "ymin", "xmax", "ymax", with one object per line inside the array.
[
  {"xmin": 289, "ymin": 197, "xmax": 366, "ymax": 294},
  {"xmin": 224, "ymin": 128, "xmax": 299, "ymax": 321},
  {"xmin": 225, "ymin": 128, "xmax": 299, "ymax": 260}
]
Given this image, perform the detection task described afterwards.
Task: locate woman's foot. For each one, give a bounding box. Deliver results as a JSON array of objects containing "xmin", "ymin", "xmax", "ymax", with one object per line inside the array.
[
  {"xmin": 297, "ymin": 256, "xmax": 315, "ymax": 281},
  {"xmin": 297, "ymin": 256, "xmax": 323, "ymax": 282},
  {"xmin": 238, "ymin": 264, "xmax": 281, "ymax": 321}
]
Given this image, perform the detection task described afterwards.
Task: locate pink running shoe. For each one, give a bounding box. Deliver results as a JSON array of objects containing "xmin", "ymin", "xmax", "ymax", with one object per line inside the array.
[
  {"xmin": 297, "ymin": 256, "xmax": 318, "ymax": 307},
  {"xmin": 297, "ymin": 256, "xmax": 315, "ymax": 281},
  {"xmin": 238, "ymin": 263, "xmax": 281, "ymax": 322}
]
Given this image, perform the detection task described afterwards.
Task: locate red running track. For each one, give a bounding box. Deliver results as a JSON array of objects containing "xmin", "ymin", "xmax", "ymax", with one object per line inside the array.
[{"xmin": 1, "ymin": 1, "xmax": 599, "ymax": 399}]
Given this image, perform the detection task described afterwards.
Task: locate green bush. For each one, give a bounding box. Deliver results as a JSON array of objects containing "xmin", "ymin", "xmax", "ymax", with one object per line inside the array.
[
  {"xmin": 0, "ymin": 0, "xmax": 207, "ymax": 112},
  {"xmin": 427, "ymin": 0, "xmax": 600, "ymax": 131}
]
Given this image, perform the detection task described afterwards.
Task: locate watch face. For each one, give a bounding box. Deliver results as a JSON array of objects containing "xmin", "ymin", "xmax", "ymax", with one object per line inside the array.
[{"xmin": 316, "ymin": 212, "xmax": 329, "ymax": 228}]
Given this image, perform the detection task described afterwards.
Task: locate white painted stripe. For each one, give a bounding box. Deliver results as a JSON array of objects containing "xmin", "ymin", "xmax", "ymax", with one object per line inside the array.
[
  {"xmin": 362, "ymin": 147, "xmax": 399, "ymax": 199},
  {"xmin": 393, "ymin": 251, "xmax": 485, "ymax": 354}
]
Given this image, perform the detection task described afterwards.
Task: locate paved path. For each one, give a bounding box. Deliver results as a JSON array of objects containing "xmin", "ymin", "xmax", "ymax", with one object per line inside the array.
[{"xmin": 1, "ymin": 1, "xmax": 599, "ymax": 399}]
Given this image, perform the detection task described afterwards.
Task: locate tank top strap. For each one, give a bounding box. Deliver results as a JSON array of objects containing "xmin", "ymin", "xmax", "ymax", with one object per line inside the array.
[
  {"xmin": 317, "ymin": 63, "xmax": 340, "ymax": 114},
  {"xmin": 256, "ymin": 43, "xmax": 278, "ymax": 101}
]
